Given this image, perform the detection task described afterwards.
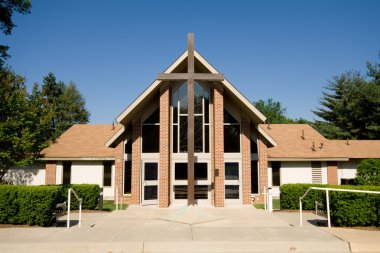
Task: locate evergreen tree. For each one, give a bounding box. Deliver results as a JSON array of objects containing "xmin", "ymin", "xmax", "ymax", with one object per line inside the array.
[{"xmin": 313, "ymin": 55, "xmax": 380, "ymax": 139}]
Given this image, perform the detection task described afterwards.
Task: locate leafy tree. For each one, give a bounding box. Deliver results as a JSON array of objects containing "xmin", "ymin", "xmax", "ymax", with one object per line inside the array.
[
  {"xmin": 253, "ymin": 98, "xmax": 308, "ymax": 124},
  {"xmin": 355, "ymin": 159, "xmax": 380, "ymax": 186},
  {"xmin": 41, "ymin": 73, "xmax": 90, "ymax": 140},
  {"xmin": 313, "ymin": 55, "xmax": 380, "ymax": 139},
  {"xmin": 0, "ymin": 0, "xmax": 32, "ymax": 66},
  {"xmin": 0, "ymin": 66, "xmax": 51, "ymax": 184}
]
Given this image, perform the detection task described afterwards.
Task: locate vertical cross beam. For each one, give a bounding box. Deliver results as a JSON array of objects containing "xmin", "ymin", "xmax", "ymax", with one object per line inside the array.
[{"xmin": 187, "ymin": 33, "xmax": 195, "ymax": 205}]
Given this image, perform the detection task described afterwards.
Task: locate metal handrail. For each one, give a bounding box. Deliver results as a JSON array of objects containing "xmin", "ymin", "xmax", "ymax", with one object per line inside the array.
[
  {"xmin": 67, "ymin": 188, "xmax": 82, "ymax": 228},
  {"xmin": 299, "ymin": 187, "xmax": 380, "ymax": 228}
]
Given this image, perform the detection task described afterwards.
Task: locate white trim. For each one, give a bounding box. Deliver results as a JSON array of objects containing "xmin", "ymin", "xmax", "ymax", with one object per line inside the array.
[
  {"xmin": 105, "ymin": 126, "xmax": 125, "ymax": 147},
  {"xmin": 257, "ymin": 125, "xmax": 278, "ymax": 147}
]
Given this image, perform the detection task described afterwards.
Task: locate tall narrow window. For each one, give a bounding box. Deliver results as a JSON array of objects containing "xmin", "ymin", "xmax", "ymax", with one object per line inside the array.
[
  {"xmin": 224, "ymin": 109, "xmax": 240, "ymax": 153},
  {"xmin": 62, "ymin": 162, "xmax": 71, "ymax": 184},
  {"xmin": 142, "ymin": 108, "xmax": 159, "ymax": 153},
  {"xmin": 272, "ymin": 162, "xmax": 281, "ymax": 186},
  {"xmin": 125, "ymin": 138, "xmax": 132, "ymax": 154},
  {"xmin": 251, "ymin": 139, "xmax": 258, "ymax": 154},
  {"xmin": 103, "ymin": 162, "xmax": 112, "ymax": 187},
  {"xmin": 172, "ymin": 81, "xmax": 210, "ymax": 153},
  {"xmin": 124, "ymin": 161, "xmax": 132, "ymax": 194},
  {"xmin": 251, "ymin": 161, "xmax": 259, "ymax": 194}
]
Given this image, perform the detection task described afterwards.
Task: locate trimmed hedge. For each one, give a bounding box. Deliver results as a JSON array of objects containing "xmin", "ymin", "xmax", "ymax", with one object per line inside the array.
[
  {"xmin": 280, "ymin": 184, "xmax": 380, "ymax": 227},
  {"xmin": 0, "ymin": 184, "xmax": 100, "ymax": 226},
  {"xmin": 59, "ymin": 184, "xmax": 100, "ymax": 210},
  {"xmin": 0, "ymin": 185, "xmax": 60, "ymax": 226}
]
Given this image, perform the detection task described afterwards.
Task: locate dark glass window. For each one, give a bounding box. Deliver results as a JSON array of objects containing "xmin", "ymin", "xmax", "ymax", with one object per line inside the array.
[
  {"xmin": 225, "ymin": 162, "xmax": 239, "ymax": 180},
  {"xmin": 272, "ymin": 162, "xmax": 281, "ymax": 186},
  {"xmin": 174, "ymin": 185, "xmax": 187, "ymax": 199},
  {"xmin": 103, "ymin": 162, "xmax": 112, "ymax": 187},
  {"xmin": 251, "ymin": 161, "xmax": 258, "ymax": 194},
  {"xmin": 144, "ymin": 186, "xmax": 157, "ymax": 200},
  {"xmin": 179, "ymin": 116, "xmax": 187, "ymax": 152},
  {"xmin": 172, "ymin": 81, "xmax": 209, "ymax": 154},
  {"xmin": 194, "ymin": 116, "xmax": 203, "ymax": 152},
  {"xmin": 341, "ymin": 179, "xmax": 354, "ymax": 185},
  {"xmin": 125, "ymin": 138, "xmax": 132, "ymax": 154},
  {"xmin": 195, "ymin": 163, "xmax": 208, "ymax": 180},
  {"xmin": 62, "ymin": 162, "xmax": 71, "ymax": 184},
  {"xmin": 195, "ymin": 185, "xmax": 208, "ymax": 199},
  {"xmin": 224, "ymin": 110, "xmax": 240, "ymax": 153},
  {"xmin": 124, "ymin": 161, "xmax": 131, "ymax": 194},
  {"xmin": 144, "ymin": 108, "xmax": 159, "ymax": 123},
  {"xmin": 144, "ymin": 163, "xmax": 158, "ymax": 181},
  {"xmin": 225, "ymin": 185, "xmax": 239, "ymax": 199},
  {"xmin": 175, "ymin": 163, "xmax": 187, "ymax": 180},
  {"xmin": 142, "ymin": 125, "xmax": 159, "ymax": 153},
  {"xmin": 250, "ymin": 139, "xmax": 258, "ymax": 154}
]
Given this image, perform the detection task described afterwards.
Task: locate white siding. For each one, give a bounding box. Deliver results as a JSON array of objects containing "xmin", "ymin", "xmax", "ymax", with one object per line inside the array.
[
  {"xmin": 338, "ymin": 160, "xmax": 359, "ymax": 184},
  {"xmin": 56, "ymin": 163, "xmax": 63, "ymax": 184},
  {"xmin": 70, "ymin": 161, "xmax": 114, "ymax": 199},
  {"xmin": 4, "ymin": 166, "xmax": 45, "ymax": 185},
  {"xmin": 281, "ymin": 162, "xmax": 312, "ymax": 184}
]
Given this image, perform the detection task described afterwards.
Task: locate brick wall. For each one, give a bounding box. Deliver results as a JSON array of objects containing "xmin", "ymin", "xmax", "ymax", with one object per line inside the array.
[
  {"xmin": 45, "ymin": 161, "xmax": 57, "ymax": 185},
  {"xmin": 257, "ymin": 139, "xmax": 268, "ymax": 203},
  {"xmin": 327, "ymin": 161, "xmax": 338, "ymax": 185},
  {"xmin": 159, "ymin": 86, "xmax": 170, "ymax": 207},
  {"xmin": 241, "ymin": 115, "xmax": 251, "ymax": 205},
  {"xmin": 130, "ymin": 119, "xmax": 141, "ymax": 204},
  {"xmin": 210, "ymin": 90, "xmax": 215, "ymax": 206},
  {"xmin": 213, "ymin": 86, "xmax": 224, "ymax": 207}
]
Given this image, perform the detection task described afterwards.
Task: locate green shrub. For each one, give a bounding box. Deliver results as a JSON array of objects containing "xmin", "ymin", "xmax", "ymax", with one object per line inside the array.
[
  {"xmin": 355, "ymin": 158, "xmax": 380, "ymax": 186},
  {"xmin": 280, "ymin": 183, "xmax": 380, "ymax": 227},
  {"xmin": 0, "ymin": 185, "xmax": 60, "ymax": 226},
  {"xmin": 59, "ymin": 184, "xmax": 100, "ymax": 210},
  {"xmin": 280, "ymin": 184, "xmax": 326, "ymax": 210}
]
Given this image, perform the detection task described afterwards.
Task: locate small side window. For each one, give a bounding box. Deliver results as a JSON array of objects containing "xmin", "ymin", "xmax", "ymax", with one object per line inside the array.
[
  {"xmin": 103, "ymin": 162, "xmax": 112, "ymax": 187},
  {"xmin": 63, "ymin": 162, "xmax": 71, "ymax": 184}
]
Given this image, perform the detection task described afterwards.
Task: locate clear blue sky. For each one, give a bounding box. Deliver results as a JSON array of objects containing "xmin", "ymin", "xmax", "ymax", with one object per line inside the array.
[{"xmin": 4, "ymin": 0, "xmax": 380, "ymax": 124}]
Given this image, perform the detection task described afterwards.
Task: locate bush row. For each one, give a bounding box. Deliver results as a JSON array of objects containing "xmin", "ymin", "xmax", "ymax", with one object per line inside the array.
[
  {"xmin": 0, "ymin": 184, "xmax": 100, "ymax": 226},
  {"xmin": 280, "ymin": 184, "xmax": 380, "ymax": 227}
]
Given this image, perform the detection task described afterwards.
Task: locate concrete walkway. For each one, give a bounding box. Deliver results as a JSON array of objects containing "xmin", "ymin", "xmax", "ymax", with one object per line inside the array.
[{"xmin": 0, "ymin": 205, "xmax": 374, "ymax": 253}]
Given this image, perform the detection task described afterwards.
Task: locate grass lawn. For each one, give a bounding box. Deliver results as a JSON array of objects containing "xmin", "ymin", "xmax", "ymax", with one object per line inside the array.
[
  {"xmin": 97, "ymin": 200, "xmax": 128, "ymax": 211},
  {"xmin": 254, "ymin": 199, "xmax": 280, "ymax": 210}
]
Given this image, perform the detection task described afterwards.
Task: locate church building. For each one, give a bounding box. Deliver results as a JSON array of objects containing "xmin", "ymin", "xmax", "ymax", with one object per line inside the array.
[{"xmin": 37, "ymin": 34, "xmax": 380, "ymax": 207}]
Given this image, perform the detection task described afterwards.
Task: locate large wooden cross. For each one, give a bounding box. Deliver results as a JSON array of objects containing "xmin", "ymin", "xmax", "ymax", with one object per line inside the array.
[{"xmin": 157, "ymin": 33, "xmax": 224, "ymax": 205}]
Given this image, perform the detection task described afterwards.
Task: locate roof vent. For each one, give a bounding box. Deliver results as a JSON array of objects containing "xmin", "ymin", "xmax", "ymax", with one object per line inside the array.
[
  {"xmin": 311, "ymin": 141, "xmax": 316, "ymax": 152},
  {"xmin": 346, "ymin": 139, "xmax": 350, "ymax": 145},
  {"xmin": 267, "ymin": 121, "xmax": 271, "ymax": 130},
  {"xmin": 112, "ymin": 122, "xmax": 115, "ymax": 130},
  {"xmin": 319, "ymin": 142, "xmax": 324, "ymax": 150},
  {"xmin": 301, "ymin": 130, "xmax": 305, "ymax": 140}
]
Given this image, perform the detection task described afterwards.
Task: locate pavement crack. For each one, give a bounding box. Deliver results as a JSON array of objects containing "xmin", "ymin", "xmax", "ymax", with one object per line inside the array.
[{"xmin": 190, "ymin": 224, "xmax": 194, "ymax": 241}]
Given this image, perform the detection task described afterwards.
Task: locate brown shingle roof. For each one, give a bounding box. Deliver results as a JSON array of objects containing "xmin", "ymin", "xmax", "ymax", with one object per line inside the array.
[
  {"xmin": 259, "ymin": 124, "xmax": 380, "ymax": 160},
  {"xmin": 41, "ymin": 124, "xmax": 122, "ymax": 159}
]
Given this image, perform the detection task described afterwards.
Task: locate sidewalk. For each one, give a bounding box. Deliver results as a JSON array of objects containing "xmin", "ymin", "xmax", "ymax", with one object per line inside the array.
[{"xmin": 0, "ymin": 205, "xmax": 370, "ymax": 253}]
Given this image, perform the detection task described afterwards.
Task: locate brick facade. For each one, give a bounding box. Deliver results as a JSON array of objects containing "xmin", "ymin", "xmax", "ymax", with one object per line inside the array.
[
  {"xmin": 159, "ymin": 86, "xmax": 170, "ymax": 207},
  {"xmin": 257, "ymin": 139, "xmax": 269, "ymax": 203},
  {"xmin": 213, "ymin": 86, "xmax": 224, "ymax": 207},
  {"xmin": 45, "ymin": 161, "xmax": 57, "ymax": 185},
  {"xmin": 241, "ymin": 115, "xmax": 251, "ymax": 205},
  {"xmin": 327, "ymin": 161, "xmax": 338, "ymax": 185}
]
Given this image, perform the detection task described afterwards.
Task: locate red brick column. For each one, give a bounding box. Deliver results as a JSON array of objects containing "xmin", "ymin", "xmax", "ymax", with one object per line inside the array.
[
  {"xmin": 114, "ymin": 141, "xmax": 124, "ymax": 203},
  {"xmin": 213, "ymin": 86, "xmax": 224, "ymax": 207},
  {"xmin": 210, "ymin": 90, "xmax": 215, "ymax": 206},
  {"xmin": 327, "ymin": 161, "xmax": 338, "ymax": 185},
  {"xmin": 257, "ymin": 139, "xmax": 268, "ymax": 203},
  {"xmin": 241, "ymin": 115, "xmax": 251, "ymax": 205},
  {"xmin": 131, "ymin": 119, "xmax": 141, "ymax": 204},
  {"xmin": 159, "ymin": 86, "xmax": 170, "ymax": 207},
  {"xmin": 45, "ymin": 161, "xmax": 57, "ymax": 185}
]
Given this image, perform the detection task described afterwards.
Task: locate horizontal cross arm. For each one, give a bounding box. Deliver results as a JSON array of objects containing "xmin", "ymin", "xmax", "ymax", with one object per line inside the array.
[{"xmin": 157, "ymin": 73, "xmax": 224, "ymax": 81}]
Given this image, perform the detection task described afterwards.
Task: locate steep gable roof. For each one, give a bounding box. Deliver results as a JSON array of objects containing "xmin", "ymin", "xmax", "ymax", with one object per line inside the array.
[
  {"xmin": 42, "ymin": 124, "xmax": 122, "ymax": 160},
  {"xmin": 107, "ymin": 50, "xmax": 269, "ymax": 147}
]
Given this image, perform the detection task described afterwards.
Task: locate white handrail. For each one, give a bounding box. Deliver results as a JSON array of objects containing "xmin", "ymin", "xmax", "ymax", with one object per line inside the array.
[
  {"xmin": 67, "ymin": 188, "xmax": 82, "ymax": 228},
  {"xmin": 299, "ymin": 187, "xmax": 380, "ymax": 228}
]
